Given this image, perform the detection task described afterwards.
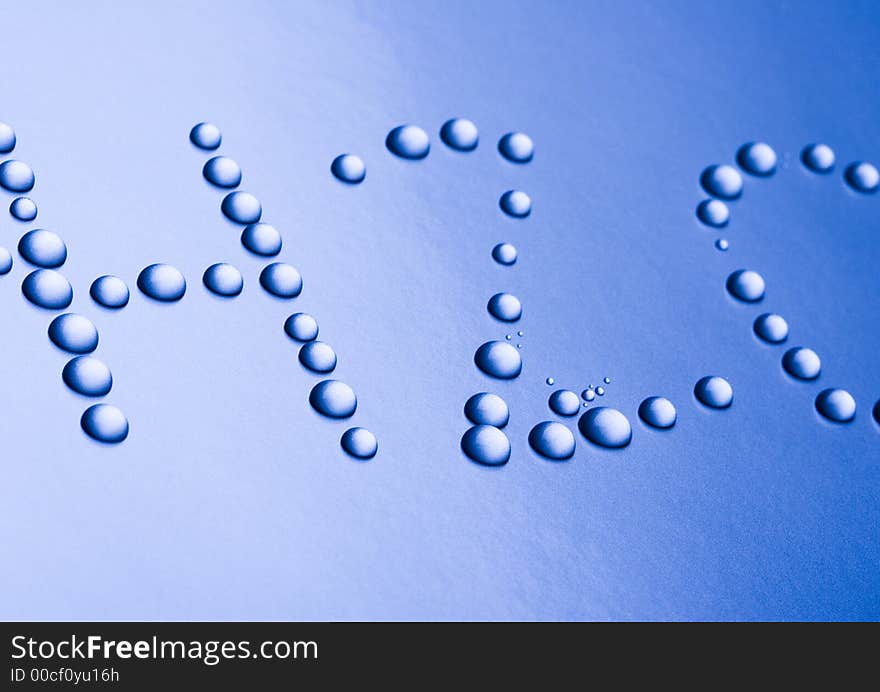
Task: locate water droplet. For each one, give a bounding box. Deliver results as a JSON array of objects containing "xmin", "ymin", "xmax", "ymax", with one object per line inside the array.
[
  {"xmin": 873, "ymin": 399, "xmax": 880, "ymax": 426},
  {"xmin": 782, "ymin": 346, "xmax": 821, "ymax": 380},
  {"xmin": 582, "ymin": 388, "xmax": 596, "ymax": 402},
  {"xmin": 492, "ymin": 242, "xmax": 518, "ymax": 266},
  {"xmin": 578, "ymin": 407, "xmax": 632, "ymax": 448},
  {"xmin": 18, "ymin": 229, "xmax": 67, "ymax": 268},
  {"xmin": 696, "ymin": 198, "xmax": 730, "ymax": 227},
  {"xmin": 498, "ymin": 132, "xmax": 534, "ymax": 163},
  {"xmin": 505, "ymin": 334, "xmax": 511, "ymax": 340},
  {"xmin": 753, "ymin": 313, "xmax": 789, "ymax": 344},
  {"xmin": 137, "ymin": 264, "xmax": 186, "ymax": 302},
  {"xmin": 10, "ymin": 196, "xmax": 37, "ymax": 221},
  {"xmin": 529, "ymin": 421, "xmax": 575, "ymax": 460},
  {"xmin": 90, "ymin": 275, "xmax": 130, "ymax": 309},
  {"xmin": 309, "ymin": 379, "xmax": 357, "ymax": 418},
  {"xmin": 700, "ymin": 164, "xmax": 743, "ymax": 200},
  {"xmin": 240, "ymin": 222, "xmax": 282, "ymax": 257},
  {"xmin": 596, "ymin": 386, "xmax": 605, "ymax": 396},
  {"xmin": 603, "ymin": 377, "xmax": 611, "ymax": 384},
  {"xmin": 190, "ymin": 122, "xmax": 221, "ymax": 150},
  {"xmin": 546, "ymin": 377, "xmax": 554, "ymax": 386},
  {"xmin": 499, "ymin": 190, "xmax": 531, "ymax": 218},
  {"xmin": 341, "ymin": 427, "xmax": 377, "ymax": 459},
  {"xmin": 474, "ymin": 340, "xmax": 522, "ymax": 379},
  {"xmin": 0, "ymin": 160, "xmax": 35, "ymax": 192},
  {"xmin": 517, "ymin": 331, "xmax": 523, "ymax": 337},
  {"xmin": 299, "ymin": 341, "xmax": 337, "ymax": 373},
  {"xmin": 726, "ymin": 269, "xmax": 765, "ymax": 302},
  {"xmin": 202, "ymin": 156, "xmax": 242, "ymax": 188},
  {"xmin": 221, "ymin": 191, "xmax": 262, "ymax": 224},
  {"xmin": 815, "ymin": 388, "xmax": 856, "ymax": 423},
  {"xmin": 81, "ymin": 403, "xmax": 129, "ymax": 443},
  {"xmin": 385, "ymin": 125, "xmax": 430, "ymax": 159},
  {"xmin": 487, "ymin": 292, "xmax": 522, "ymax": 322},
  {"xmin": 440, "ymin": 118, "xmax": 478, "ymax": 151},
  {"xmin": 331, "ymin": 154, "xmax": 366, "ymax": 183},
  {"xmin": 461, "ymin": 425, "xmax": 510, "ymax": 466},
  {"xmin": 62, "ymin": 355, "xmax": 112, "ymax": 397},
  {"xmin": 464, "ymin": 392, "xmax": 509, "ymax": 428},
  {"xmin": 694, "ymin": 375, "xmax": 733, "ymax": 409},
  {"xmin": 22, "ymin": 269, "xmax": 73, "ymax": 310},
  {"xmin": 715, "ymin": 238, "xmax": 729, "ymax": 251},
  {"xmin": 844, "ymin": 162, "xmax": 879, "ymax": 193},
  {"xmin": 638, "ymin": 397, "xmax": 677, "ymax": 429},
  {"xmin": 259, "ymin": 262, "xmax": 302, "ymax": 298},
  {"xmin": 284, "ymin": 312, "xmax": 319, "ymax": 342},
  {"xmin": 801, "ymin": 143, "xmax": 835, "ymax": 173},
  {"xmin": 0, "ymin": 121, "xmax": 15, "ymax": 153},
  {"xmin": 516, "ymin": 343, "xmax": 522, "ymax": 349},
  {"xmin": 48, "ymin": 314, "xmax": 98, "ymax": 354},
  {"xmin": 737, "ymin": 142, "xmax": 777, "ymax": 176},
  {"xmin": 203, "ymin": 262, "xmax": 243, "ymax": 297},
  {"xmin": 0, "ymin": 247, "xmax": 11, "ymax": 275},
  {"xmin": 549, "ymin": 389, "xmax": 581, "ymax": 417}
]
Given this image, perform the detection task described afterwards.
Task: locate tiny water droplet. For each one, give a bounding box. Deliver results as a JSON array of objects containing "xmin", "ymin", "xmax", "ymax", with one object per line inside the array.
[
  {"xmin": 517, "ymin": 331, "xmax": 523, "ymax": 337},
  {"xmin": 726, "ymin": 269, "xmax": 765, "ymax": 302},
  {"xmin": 0, "ymin": 121, "xmax": 15, "ymax": 153},
  {"xmin": 815, "ymin": 388, "xmax": 856, "ymax": 423},
  {"xmin": 801, "ymin": 143, "xmax": 835, "ymax": 173},
  {"xmin": 529, "ymin": 421, "xmax": 575, "ymax": 460},
  {"xmin": 498, "ymin": 132, "xmax": 534, "ymax": 163},
  {"xmin": 549, "ymin": 389, "xmax": 581, "ymax": 417},
  {"xmin": 638, "ymin": 396, "xmax": 676, "ymax": 429},
  {"xmin": 492, "ymin": 242, "xmax": 518, "ymax": 266},
  {"xmin": 0, "ymin": 247, "xmax": 12, "ymax": 275},
  {"xmin": 715, "ymin": 238, "xmax": 729, "ymax": 251},
  {"xmin": 582, "ymin": 388, "xmax": 596, "ymax": 402},
  {"xmin": 694, "ymin": 375, "xmax": 733, "ymax": 409},
  {"xmin": 331, "ymin": 154, "xmax": 366, "ymax": 183},
  {"xmin": 464, "ymin": 392, "xmax": 509, "ymax": 428},
  {"xmin": 753, "ymin": 313, "xmax": 789, "ymax": 344},
  {"xmin": 737, "ymin": 142, "xmax": 777, "ymax": 176},
  {"xmin": 190, "ymin": 122, "xmax": 221, "ymax": 150},
  {"xmin": 578, "ymin": 407, "xmax": 632, "ymax": 448},
  {"xmin": 48, "ymin": 314, "xmax": 98, "ymax": 354},
  {"xmin": 499, "ymin": 190, "xmax": 531, "ymax": 218},
  {"xmin": 81, "ymin": 403, "xmax": 129, "ymax": 443},
  {"xmin": 487, "ymin": 292, "xmax": 522, "ymax": 322},
  {"xmin": 596, "ymin": 386, "xmax": 605, "ymax": 396},
  {"xmin": 309, "ymin": 380, "xmax": 357, "ymax": 418},
  {"xmin": 386, "ymin": 125, "xmax": 430, "ymax": 159},
  {"xmin": 603, "ymin": 377, "xmax": 611, "ymax": 384},
  {"xmin": 259, "ymin": 262, "xmax": 302, "ymax": 298},
  {"xmin": 284, "ymin": 312, "xmax": 318, "ymax": 342},
  {"xmin": 18, "ymin": 229, "xmax": 67, "ymax": 268},
  {"xmin": 700, "ymin": 164, "xmax": 743, "ymax": 200},
  {"xmin": 203, "ymin": 262, "xmax": 243, "ymax": 297},
  {"xmin": 62, "ymin": 355, "xmax": 113, "ymax": 397},
  {"xmin": 505, "ymin": 334, "xmax": 511, "ymax": 340},
  {"xmin": 0, "ymin": 160, "xmax": 34, "ymax": 192},
  {"xmin": 10, "ymin": 196, "xmax": 37, "ymax": 221},
  {"xmin": 516, "ymin": 343, "xmax": 522, "ymax": 349},
  {"xmin": 474, "ymin": 340, "xmax": 522, "ymax": 379},
  {"xmin": 221, "ymin": 191, "xmax": 262, "ymax": 224},
  {"xmin": 440, "ymin": 118, "xmax": 479, "ymax": 151},
  {"xmin": 299, "ymin": 341, "xmax": 337, "ymax": 373},
  {"xmin": 696, "ymin": 198, "xmax": 730, "ymax": 227},
  {"xmin": 203, "ymin": 156, "xmax": 242, "ymax": 188},
  {"xmin": 844, "ymin": 162, "xmax": 879, "ymax": 193},
  {"xmin": 22, "ymin": 269, "xmax": 73, "ymax": 310},
  {"xmin": 241, "ymin": 222, "xmax": 281, "ymax": 257},
  {"xmin": 341, "ymin": 427, "xmax": 378, "ymax": 459},
  {"xmin": 461, "ymin": 425, "xmax": 510, "ymax": 466},
  {"xmin": 782, "ymin": 346, "xmax": 821, "ymax": 380},
  {"xmin": 137, "ymin": 264, "xmax": 186, "ymax": 302},
  {"xmin": 546, "ymin": 377, "xmax": 554, "ymax": 386},
  {"xmin": 90, "ymin": 275, "xmax": 130, "ymax": 309}
]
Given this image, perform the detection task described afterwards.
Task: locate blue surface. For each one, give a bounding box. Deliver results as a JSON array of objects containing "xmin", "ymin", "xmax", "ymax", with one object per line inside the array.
[{"xmin": 0, "ymin": 0, "xmax": 878, "ymax": 620}]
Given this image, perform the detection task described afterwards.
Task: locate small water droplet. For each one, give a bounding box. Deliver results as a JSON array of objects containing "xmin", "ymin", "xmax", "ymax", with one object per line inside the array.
[
  {"xmin": 386, "ymin": 125, "xmax": 430, "ymax": 159},
  {"xmin": 309, "ymin": 379, "xmax": 357, "ymax": 418},
  {"xmin": 873, "ymin": 399, "xmax": 880, "ymax": 426},
  {"xmin": 801, "ymin": 143, "xmax": 835, "ymax": 173},
  {"xmin": 603, "ymin": 377, "xmax": 611, "ymax": 384},
  {"xmin": 440, "ymin": 118, "xmax": 479, "ymax": 151},
  {"xmin": 582, "ymin": 388, "xmax": 596, "ymax": 402},
  {"xmin": 18, "ymin": 229, "xmax": 67, "ymax": 268},
  {"xmin": 517, "ymin": 331, "xmax": 523, "ymax": 337},
  {"xmin": 90, "ymin": 275, "xmax": 129, "ymax": 309},
  {"xmin": 461, "ymin": 425, "xmax": 510, "ymax": 466},
  {"xmin": 529, "ymin": 421, "xmax": 575, "ymax": 460},
  {"xmin": 844, "ymin": 162, "xmax": 879, "ymax": 193},
  {"xmin": 10, "ymin": 196, "xmax": 37, "ymax": 221},
  {"xmin": 137, "ymin": 263, "xmax": 186, "ymax": 302},
  {"xmin": 753, "ymin": 313, "xmax": 789, "ymax": 344},
  {"xmin": 464, "ymin": 392, "xmax": 509, "ymax": 428},
  {"xmin": 341, "ymin": 427, "xmax": 377, "ymax": 459},
  {"xmin": 203, "ymin": 262, "xmax": 243, "ymax": 297},
  {"xmin": 726, "ymin": 269, "xmax": 765, "ymax": 302},
  {"xmin": 498, "ymin": 132, "xmax": 534, "ymax": 163},
  {"xmin": 0, "ymin": 247, "xmax": 12, "ymax": 275},
  {"xmin": 259, "ymin": 262, "xmax": 302, "ymax": 298},
  {"xmin": 696, "ymin": 198, "xmax": 730, "ymax": 227},
  {"xmin": 284, "ymin": 312, "xmax": 318, "ymax": 342},
  {"xmin": 474, "ymin": 340, "xmax": 522, "ymax": 379},
  {"xmin": 190, "ymin": 122, "xmax": 221, "ymax": 150},
  {"xmin": 546, "ymin": 377, "xmax": 554, "ymax": 386},
  {"xmin": 549, "ymin": 389, "xmax": 581, "ymax": 417},
  {"xmin": 815, "ymin": 388, "xmax": 856, "ymax": 423},
  {"xmin": 715, "ymin": 238, "xmax": 729, "ymax": 251},
  {"xmin": 0, "ymin": 121, "xmax": 15, "ymax": 153},
  {"xmin": 0, "ymin": 160, "xmax": 35, "ymax": 192},
  {"xmin": 737, "ymin": 142, "xmax": 777, "ymax": 176},
  {"xmin": 331, "ymin": 154, "xmax": 366, "ymax": 183},
  {"xmin": 48, "ymin": 314, "xmax": 98, "ymax": 354},
  {"xmin": 221, "ymin": 191, "xmax": 262, "ymax": 224},
  {"xmin": 299, "ymin": 340, "xmax": 337, "ymax": 373},
  {"xmin": 516, "ymin": 343, "xmax": 522, "ymax": 349},
  {"xmin": 499, "ymin": 190, "xmax": 531, "ymax": 218},
  {"xmin": 62, "ymin": 355, "xmax": 112, "ymax": 397},
  {"xmin": 638, "ymin": 396, "xmax": 676, "ymax": 429},
  {"xmin": 203, "ymin": 156, "xmax": 242, "ymax": 188},
  {"xmin": 596, "ymin": 386, "xmax": 605, "ymax": 396},
  {"xmin": 694, "ymin": 375, "xmax": 733, "ymax": 409},
  {"xmin": 578, "ymin": 407, "xmax": 632, "ymax": 448},
  {"xmin": 81, "ymin": 403, "xmax": 129, "ymax": 443},
  {"xmin": 700, "ymin": 164, "xmax": 743, "ymax": 200},
  {"xmin": 22, "ymin": 269, "xmax": 73, "ymax": 310},
  {"xmin": 487, "ymin": 292, "xmax": 522, "ymax": 322},
  {"xmin": 782, "ymin": 346, "xmax": 821, "ymax": 380},
  {"xmin": 241, "ymin": 222, "xmax": 282, "ymax": 257},
  {"xmin": 505, "ymin": 334, "xmax": 511, "ymax": 340},
  {"xmin": 491, "ymin": 242, "xmax": 518, "ymax": 266}
]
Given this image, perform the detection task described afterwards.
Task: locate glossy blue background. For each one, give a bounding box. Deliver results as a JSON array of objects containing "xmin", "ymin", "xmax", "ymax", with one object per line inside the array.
[{"xmin": 0, "ymin": 0, "xmax": 877, "ymax": 620}]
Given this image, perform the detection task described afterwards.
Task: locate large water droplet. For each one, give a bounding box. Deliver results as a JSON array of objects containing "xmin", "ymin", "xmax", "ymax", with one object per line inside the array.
[
  {"xmin": 221, "ymin": 191, "xmax": 262, "ymax": 224},
  {"xmin": 0, "ymin": 160, "xmax": 35, "ymax": 192},
  {"xmin": 81, "ymin": 403, "xmax": 129, "ymax": 443},
  {"xmin": 801, "ymin": 143, "xmax": 835, "ymax": 173},
  {"xmin": 726, "ymin": 269, "xmax": 765, "ymax": 302},
  {"xmin": 0, "ymin": 121, "xmax": 15, "ymax": 153},
  {"xmin": 22, "ymin": 269, "xmax": 73, "ymax": 310},
  {"xmin": 815, "ymin": 388, "xmax": 856, "ymax": 423},
  {"xmin": 138, "ymin": 264, "xmax": 186, "ymax": 302},
  {"xmin": 190, "ymin": 122, "xmax": 221, "ymax": 150},
  {"xmin": 90, "ymin": 275, "xmax": 130, "ymax": 309},
  {"xmin": 549, "ymin": 389, "xmax": 581, "ymax": 417},
  {"xmin": 48, "ymin": 314, "xmax": 98, "ymax": 354},
  {"xmin": 499, "ymin": 190, "xmax": 531, "ymax": 218},
  {"xmin": 62, "ymin": 355, "xmax": 112, "ymax": 397},
  {"xmin": 578, "ymin": 407, "xmax": 632, "ymax": 448},
  {"xmin": 331, "ymin": 154, "xmax": 366, "ymax": 183},
  {"xmin": 259, "ymin": 262, "xmax": 302, "ymax": 298},
  {"xmin": 386, "ymin": 125, "xmax": 430, "ymax": 159},
  {"xmin": 203, "ymin": 156, "xmax": 242, "ymax": 188},
  {"xmin": 694, "ymin": 375, "xmax": 733, "ymax": 409},
  {"xmin": 18, "ymin": 229, "xmax": 67, "ymax": 268},
  {"xmin": 474, "ymin": 340, "xmax": 522, "ymax": 379},
  {"xmin": 299, "ymin": 341, "xmax": 337, "ymax": 373},
  {"xmin": 341, "ymin": 427, "xmax": 378, "ymax": 459},
  {"xmin": 309, "ymin": 380, "xmax": 357, "ymax": 418},
  {"xmin": 0, "ymin": 247, "xmax": 11, "ymax": 275},
  {"xmin": 464, "ymin": 392, "xmax": 509, "ymax": 428},
  {"xmin": 440, "ymin": 118, "xmax": 478, "ymax": 151},
  {"xmin": 696, "ymin": 198, "xmax": 730, "ymax": 227},
  {"xmin": 638, "ymin": 396, "xmax": 676, "ymax": 429},
  {"xmin": 529, "ymin": 421, "xmax": 575, "ymax": 460},
  {"xmin": 203, "ymin": 262, "xmax": 243, "ymax": 297},
  {"xmin": 498, "ymin": 132, "xmax": 534, "ymax": 163},
  {"xmin": 737, "ymin": 142, "xmax": 777, "ymax": 176},
  {"xmin": 241, "ymin": 222, "xmax": 282, "ymax": 257},
  {"xmin": 284, "ymin": 312, "xmax": 319, "ymax": 342},
  {"xmin": 782, "ymin": 346, "xmax": 821, "ymax": 380},
  {"xmin": 461, "ymin": 425, "xmax": 510, "ymax": 466},
  {"xmin": 844, "ymin": 162, "xmax": 879, "ymax": 193},
  {"xmin": 10, "ymin": 196, "xmax": 37, "ymax": 221},
  {"xmin": 700, "ymin": 164, "xmax": 743, "ymax": 200},
  {"xmin": 492, "ymin": 242, "xmax": 517, "ymax": 266},
  {"xmin": 753, "ymin": 313, "xmax": 789, "ymax": 344},
  {"xmin": 487, "ymin": 292, "xmax": 522, "ymax": 322}
]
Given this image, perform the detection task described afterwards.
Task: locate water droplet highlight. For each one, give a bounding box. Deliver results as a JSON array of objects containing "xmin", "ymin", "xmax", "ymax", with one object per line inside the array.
[
  {"xmin": 529, "ymin": 421, "xmax": 575, "ymax": 460},
  {"xmin": 499, "ymin": 190, "xmax": 531, "ymax": 218},
  {"xmin": 0, "ymin": 121, "xmax": 15, "ymax": 153},
  {"xmin": 700, "ymin": 164, "xmax": 743, "ymax": 200},
  {"xmin": 190, "ymin": 122, "xmax": 221, "ymax": 150},
  {"xmin": 464, "ymin": 392, "xmax": 509, "ymax": 428},
  {"xmin": 549, "ymin": 389, "xmax": 580, "ymax": 417},
  {"xmin": 138, "ymin": 264, "xmax": 186, "ymax": 302},
  {"xmin": 341, "ymin": 427, "xmax": 378, "ymax": 459},
  {"xmin": 782, "ymin": 347, "xmax": 821, "ymax": 380},
  {"xmin": 18, "ymin": 229, "xmax": 67, "ymax": 268},
  {"xmin": 259, "ymin": 262, "xmax": 302, "ymax": 298},
  {"xmin": 696, "ymin": 199, "xmax": 729, "ymax": 227},
  {"xmin": 284, "ymin": 312, "xmax": 319, "ymax": 342},
  {"xmin": 48, "ymin": 314, "xmax": 98, "ymax": 354},
  {"xmin": 492, "ymin": 242, "xmax": 518, "ymax": 266},
  {"xmin": 638, "ymin": 397, "xmax": 676, "ymax": 429},
  {"xmin": 241, "ymin": 223, "xmax": 281, "ymax": 257},
  {"xmin": 801, "ymin": 143, "xmax": 835, "ymax": 173},
  {"xmin": 753, "ymin": 313, "xmax": 789, "ymax": 344},
  {"xmin": 498, "ymin": 132, "xmax": 534, "ymax": 163},
  {"xmin": 203, "ymin": 156, "xmax": 242, "ymax": 188},
  {"xmin": 299, "ymin": 341, "xmax": 337, "ymax": 373},
  {"xmin": 844, "ymin": 162, "xmax": 879, "ymax": 193},
  {"xmin": 815, "ymin": 388, "xmax": 856, "ymax": 423},
  {"xmin": 90, "ymin": 275, "xmax": 129, "ymax": 309},
  {"xmin": 10, "ymin": 196, "xmax": 37, "ymax": 221},
  {"xmin": 309, "ymin": 380, "xmax": 357, "ymax": 419},
  {"xmin": 0, "ymin": 160, "xmax": 35, "ymax": 192},
  {"xmin": 715, "ymin": 238, "xmax": 729, "ymax": 251},
  {"xmin": 474, "ymin": 340, "xmax": 522, "ymax": 379},
  {"xmin": 726, "ymin": 269, "xmax": 765, "ymax": 302},
  {"xmin": 386, "ymin": 125, "xmax": 430, "ymax": 160},
  {"xmin": 221, "ymin": 191, "xmax": 262, "ymax": 224},
  {"xmin": 81, "ymin": 404, "xmax": 129, "ymax": 443},
  {"xmin": 440, "ymin": 118, "xmax": 478, "ymax": 151},
  {"xmin": 331, "ymin": 154, "xmax": 366, "ymax": 183},
  {"xmin": 0, "ymin": 247, "xmax": 11, "ymax": 275},
  {"xmin": 487, "ymin": 292, "xmax": 522, "ymax": 322},
  {"xmin": 694, "ymin": 375, "xmax": 733, "ymax": 409},
  {"xmin": 737, "ymin": 142, "xmax": 777, "ymax": 176},
  {"xmin": 62, "ymin": 356, "xmax": 112, "ymax": 397},
  {"xmin": 203, "ymin": 262, "xmax": 243, "ymax": 297},
  {"xmin": 461, "ymin": 425, "xmax": 510, "ymax": 466},
  {"xmin": 22, "ymin": 269, "xmax": 73, "ymax": 310},
  {"xmin": 578, "ymin": 407, "xmax": 632, "ymax": 448}
]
